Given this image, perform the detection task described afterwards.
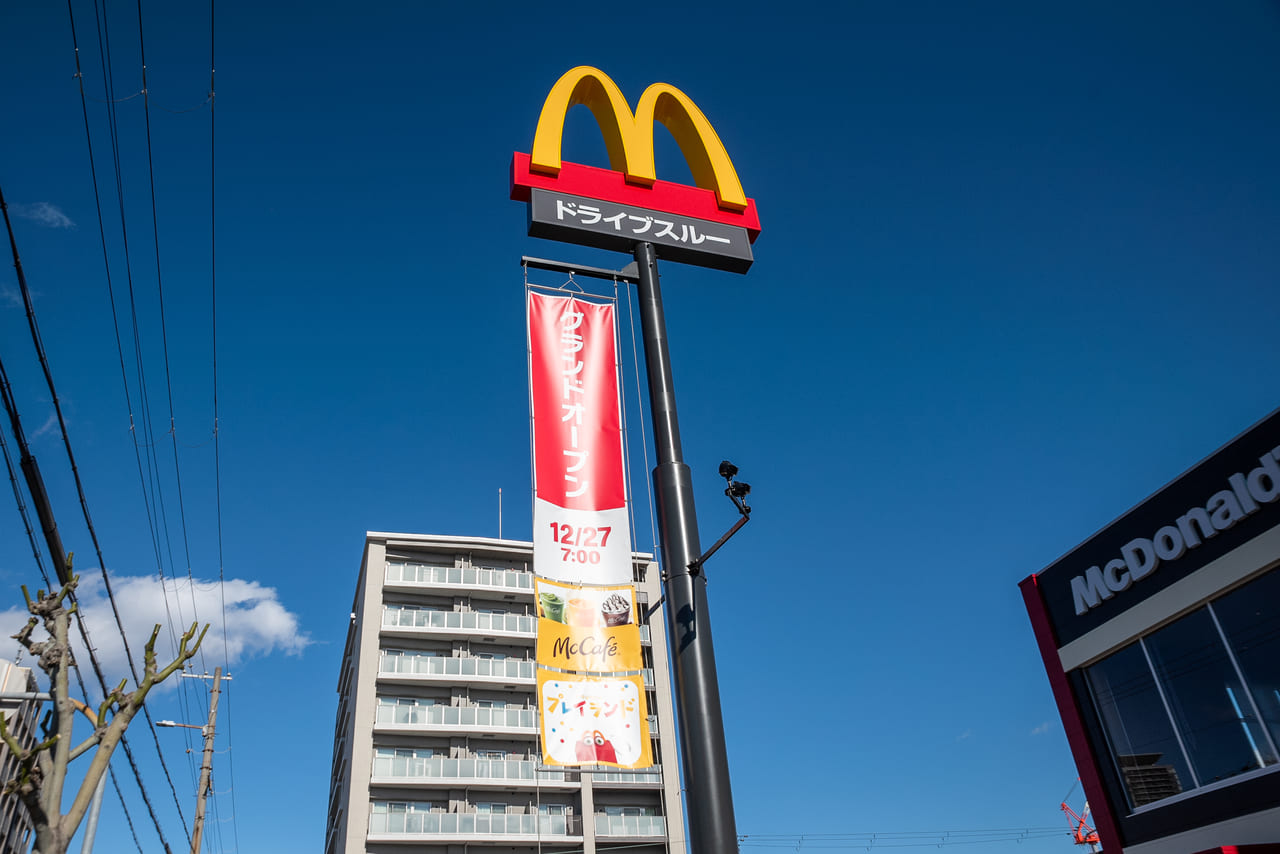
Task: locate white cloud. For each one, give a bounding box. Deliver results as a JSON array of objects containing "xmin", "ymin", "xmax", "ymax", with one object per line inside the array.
[
  {"xmin": 0, "ymin": 573, "xmax": 308, "ymax": 693},
  {"xmin": 31, "ymin": 412, "xmax": 58, "ymax": 439},
  {"xmin": 956, "ymin": 729, "xmax": 973, "ymax": 742},
  {"xmin": 1030, "ymin": 721, "xmax": 1052, "ymax": 736},
  {"xmin": 11, "ymin": 202, "xmax": 75, "ymax": 229},
  {"xmin": 1, "ymin": 284, "xmax": 19, "ymax": 307}
]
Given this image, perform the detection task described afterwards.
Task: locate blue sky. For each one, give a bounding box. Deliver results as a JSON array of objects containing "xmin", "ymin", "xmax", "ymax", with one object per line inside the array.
[{"xmin": 2, "ymin": 1, "xmax": 1279, "ymax": 852}]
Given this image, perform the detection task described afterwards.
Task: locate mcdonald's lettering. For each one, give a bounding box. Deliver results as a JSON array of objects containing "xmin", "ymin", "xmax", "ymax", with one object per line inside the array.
[{"xmin": 511, "ymin": 66, "xmax": 760, "ymax": 241}]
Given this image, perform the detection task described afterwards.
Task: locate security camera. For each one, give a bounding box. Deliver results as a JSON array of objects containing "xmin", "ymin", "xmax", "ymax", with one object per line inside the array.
[{"xmin": 718, "ymin": 460, "xmax": 738, "ymax": 480}]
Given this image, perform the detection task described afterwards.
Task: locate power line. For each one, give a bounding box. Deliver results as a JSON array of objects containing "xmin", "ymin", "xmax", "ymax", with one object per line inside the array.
[
  {"xmin": 738, "ymin": 827, "xmax": 1073, "ymax": 850},
  {"xmin": 73, "ymin": 0, "xmax": 237, "ymax": 847},
  {"xmin": 1, "ymin": 179, "xmax": 181, "ymax": 854},
  {"xmin": 0, "ymin": 363, "xmax": 51, "ymax": 592},
  {"xmin": 82, "ymin": 0, "xmax": 209, "ymax": 802},
  {"xmin": 134, "ymin": 0, "xmax": 206, "ymax": 676},
  {"xmin": 209, "ymin": 0, "xmax": 242, "ymax": 846}
]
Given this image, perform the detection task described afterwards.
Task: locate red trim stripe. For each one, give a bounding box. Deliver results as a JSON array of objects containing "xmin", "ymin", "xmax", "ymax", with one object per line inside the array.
[
  {"xmin": 510, "ymin": 152, "xmax": 761, "ymax": 241},
  {"xmin": 1020, "ymin": 573, "xmax": 1126, "ymax": 854}
]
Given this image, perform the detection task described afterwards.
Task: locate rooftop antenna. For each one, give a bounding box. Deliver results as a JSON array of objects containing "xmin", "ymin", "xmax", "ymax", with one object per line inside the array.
[{"xmin": 498, "ymin": 487, "xmax": 503, "ymax": 539}]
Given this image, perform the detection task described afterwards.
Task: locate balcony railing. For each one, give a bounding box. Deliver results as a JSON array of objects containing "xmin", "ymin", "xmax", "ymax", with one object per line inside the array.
[
  {"xmin": 591, "ymin": 767, "xmax": 663, "ymax": 786},
  {"xmin": 386, "ymin": 562, "xmax": 534, "ymax": 593},
  {"xmin": 376, "ymin": 703, "xmax": 536, "ymax": 730},
  {"xmin": 595, "ymin": 815, "xmax": 667, "ymax": 837},
  {"xmin": 379, "ymin": 655, "xmax": 535, "ymax": 681},
  {"xmin": 383, "ymin": 607, "xmax": 535, "ymax": 635},
  {"xmin": 372, "ymin": 756, "xmax": 576, "ymax": 785},
  {"xmin": 370, "ymin": 810, "xmax": 582, "ymax": 838}
]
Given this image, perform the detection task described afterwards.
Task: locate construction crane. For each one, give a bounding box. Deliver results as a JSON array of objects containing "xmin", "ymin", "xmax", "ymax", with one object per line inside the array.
[{"xmin": 1061, "ymin": 779, "xmax": 1101, "ymax": 853}]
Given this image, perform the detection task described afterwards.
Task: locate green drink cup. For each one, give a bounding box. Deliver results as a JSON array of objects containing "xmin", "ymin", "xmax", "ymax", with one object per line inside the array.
[{"xmin": 539, "ymin": 591, "xmax": 565, "ymax": 623}]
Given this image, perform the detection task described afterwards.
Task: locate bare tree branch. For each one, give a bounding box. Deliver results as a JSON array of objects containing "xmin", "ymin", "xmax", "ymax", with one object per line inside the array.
[{"xmin": 1, "ymin": 574, "xmax": 208, "ymax": 853}]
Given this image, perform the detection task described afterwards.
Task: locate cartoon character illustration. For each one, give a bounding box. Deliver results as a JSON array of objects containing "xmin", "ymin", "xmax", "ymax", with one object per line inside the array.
[{"xmin": 574, "ymin": 729, "xmax": 618, "ymax": 764}]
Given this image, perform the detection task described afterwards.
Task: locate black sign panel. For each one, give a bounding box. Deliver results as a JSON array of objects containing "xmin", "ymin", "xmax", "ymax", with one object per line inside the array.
[
  {"xmin": 527, "ymin": 189, "xmax": 754, "ymax": 273},
  {"xmin": 1037, "ymin": 407, "xmax": 1280, "ymax": 646}
]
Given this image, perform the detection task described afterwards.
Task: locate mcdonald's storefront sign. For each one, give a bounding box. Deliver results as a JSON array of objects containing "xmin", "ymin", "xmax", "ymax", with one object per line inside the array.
[{"xmin": 511, "ymin": 66, "xmax": 760, "ymax": 273}]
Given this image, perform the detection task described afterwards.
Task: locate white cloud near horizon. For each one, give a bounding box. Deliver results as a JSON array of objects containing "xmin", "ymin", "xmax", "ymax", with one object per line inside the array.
[
  {"xmin": 0, "ymin": 573, "xmax": 308, "ymax": 692},
  {"xmin": 1030, "ymin": 721, "xmax": 1052, "ymax": 735},
  {"xmin": 11, "ymin": 202, "xmax": 75, "ymax": 229}
]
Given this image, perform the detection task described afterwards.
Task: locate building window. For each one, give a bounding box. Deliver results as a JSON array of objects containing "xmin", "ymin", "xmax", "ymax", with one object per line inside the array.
[
  {"xmin": 376, "ymin": 697, "xmax": 435, "ymax": 724},
  {"xmin": 373, "ymin": 747, "xmax": 434, "ymax": 778},
  {"xmin": 1211, "ymin": 568, "xmax": 1280, "ymax": 751},
  {"xmin": 370, "ymin": 800, "xmax": 444, "ymax": 834},
  {"xmin": 1145, "ymin": 608, "xmax": 1275, "ymax": 785},
  {"xmin": 476, "ymin": 803, "xmax": 507, "ymax": 815},
  {"xmin": 603, "ymin": 806, "xmax": 654, "ymax": 817},
  {"xmin": 1084, "ymin": 566, "xmax": 1280, "ymax": 811}
]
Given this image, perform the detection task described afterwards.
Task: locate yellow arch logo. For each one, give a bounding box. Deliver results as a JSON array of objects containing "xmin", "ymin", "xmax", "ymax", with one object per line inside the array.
[{"xmin": 530, "ymin": 66, "xmax": 748, "ymax": 213}]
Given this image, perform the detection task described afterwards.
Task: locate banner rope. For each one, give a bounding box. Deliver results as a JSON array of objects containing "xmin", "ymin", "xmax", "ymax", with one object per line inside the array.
[{"xmin": 622, "ymin": 275, "xmax": 660, "ymax": 563}]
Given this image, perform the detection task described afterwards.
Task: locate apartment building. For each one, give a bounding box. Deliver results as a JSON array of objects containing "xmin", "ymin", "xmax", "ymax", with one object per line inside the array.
[{"xmin": 325, "ymin": 532, "xmax": 686, "ymax": 854}]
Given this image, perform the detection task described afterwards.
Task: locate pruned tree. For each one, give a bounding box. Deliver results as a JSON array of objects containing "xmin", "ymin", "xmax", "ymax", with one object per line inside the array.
[{"xmin": 0, "ymin": 574, "xmax": 207, "ymax": 854}]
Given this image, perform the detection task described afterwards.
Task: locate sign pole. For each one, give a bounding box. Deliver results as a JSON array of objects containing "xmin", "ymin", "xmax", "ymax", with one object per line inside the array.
[{"xmin": 632, "ymin": 241, "xmax": 738, "ymax": 854}]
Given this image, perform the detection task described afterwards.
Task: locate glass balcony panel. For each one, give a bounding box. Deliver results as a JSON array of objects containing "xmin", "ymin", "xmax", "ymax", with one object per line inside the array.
[
  {"xmin": 596, "ymin": 815, "xmax": 665, "ymax": 836},
  {"xmin": 371, "ymin": 803, "xmax": 580, "ymax": 837},
  {"xmin": 379, "ymin": 654, "xmax": 533, "ymax": 681}
]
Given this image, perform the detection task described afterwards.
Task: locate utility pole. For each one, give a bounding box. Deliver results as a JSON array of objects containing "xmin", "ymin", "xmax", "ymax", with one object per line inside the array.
[
  {"xmin": 632, "ymin": 241, "xmax": 738, "ymax": 854},
  {"xmin": 191, "ymin": 667, "xmax": 222, "ymax": 854}
]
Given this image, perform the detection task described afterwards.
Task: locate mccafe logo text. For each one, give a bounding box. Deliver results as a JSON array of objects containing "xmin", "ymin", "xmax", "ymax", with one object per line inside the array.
[
  {"xmin": 1071, "ymin": 444, "xmax": 1280, "ymax": 616},
  {"xmin": 551, "ymin": 634, "xmax": 620, "ymax": 662}
]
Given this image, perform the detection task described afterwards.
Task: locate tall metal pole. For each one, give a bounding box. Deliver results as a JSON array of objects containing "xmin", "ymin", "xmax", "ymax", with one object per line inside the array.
[
  {"xmin": 79, "ymin": 772, "xmax": 108, "ymax": 854},
  {"xmin": 632, "ymin": 242, "xmax": 737, "ymax": 854},
  {"xmin": 190, "ymin": 667, "xmax": 222, "ymax": 854}
]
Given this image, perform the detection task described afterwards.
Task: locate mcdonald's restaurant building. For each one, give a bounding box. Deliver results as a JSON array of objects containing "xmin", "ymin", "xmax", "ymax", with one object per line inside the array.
[{"xmin": 1020, "ymin": 408, "xmax": 1280, "ymax": 854}]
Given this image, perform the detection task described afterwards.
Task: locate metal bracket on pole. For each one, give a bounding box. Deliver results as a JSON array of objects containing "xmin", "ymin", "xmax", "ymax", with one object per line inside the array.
[
  {"xmin": 522, "ymin": 256, "xmax": 640, "ymax": 284},
  {"xmin": 688, "ymin": 460, "xmax": 752, "ymax": 577}
]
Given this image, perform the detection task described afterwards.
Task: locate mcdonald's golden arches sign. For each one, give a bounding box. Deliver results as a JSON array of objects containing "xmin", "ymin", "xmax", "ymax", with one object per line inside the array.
[{"xmin": 512, "ymin": 67, "xmax": 759, "ymax": 272}]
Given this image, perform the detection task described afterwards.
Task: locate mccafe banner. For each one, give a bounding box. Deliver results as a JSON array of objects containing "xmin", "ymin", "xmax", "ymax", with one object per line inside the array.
[
  {"xmin": 527, "ymin": 290, "xmax": 650, "ymax": 768},
  {"xmin": 535, "ymin": 578, "xmax": 642, "ymax": 672}
]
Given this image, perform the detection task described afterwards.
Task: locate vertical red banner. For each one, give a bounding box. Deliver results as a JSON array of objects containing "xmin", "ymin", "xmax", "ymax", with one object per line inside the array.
[{"xmin": 528, "ymin": 292, "xmax": 632, "ymax": 585}]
